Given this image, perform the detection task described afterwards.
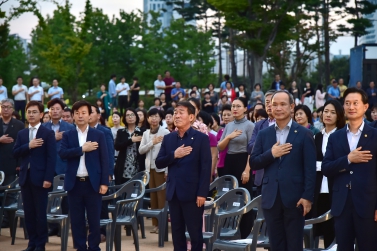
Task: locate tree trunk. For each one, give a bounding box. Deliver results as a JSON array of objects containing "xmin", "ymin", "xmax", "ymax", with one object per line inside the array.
[
  {"xmin": 252, "ymin": 54, "xmax": 264, "ymax": 88},
  {"xmin": 248, "ymin": 50, "xmax": 254, "ymax": 88},
  {"xmin": 323, "ymin": 0, "xmax": 331, "ymax": 87},
  {"xmin": 229, "ymin": 28, "xmax": 238, "ymax": 85},
  {"xmin": 243, "ymin": 48, "xmax": 246, "ymax": 82},
  {"xmin": 315, "ymin": 7, "xmax": 323, "ymax": 85},
  {"xmin": 218, "ymin": 19, "xmax": 223, "ymax": 84}
]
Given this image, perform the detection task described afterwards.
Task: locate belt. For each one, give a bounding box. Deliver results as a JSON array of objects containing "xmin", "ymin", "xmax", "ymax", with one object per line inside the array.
[{"xmin": 76, "ymin": 176, "xmax": 90, "ymax": 181}]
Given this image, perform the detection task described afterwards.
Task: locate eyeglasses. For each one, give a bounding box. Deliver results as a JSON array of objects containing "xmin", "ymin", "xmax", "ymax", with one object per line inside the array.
[
  {"xmin": 125, "ymin": 114, "xmax": 136, "ymax": 118},
  {"xmin": 1, "ymin": 105, "xmax": 13, "ymax": 110}
]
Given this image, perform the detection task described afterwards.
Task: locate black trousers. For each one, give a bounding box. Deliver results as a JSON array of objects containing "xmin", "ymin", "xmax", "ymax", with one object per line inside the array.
[
  {"xmin": 128, "ymin": 96, "xmax": 139, "ymax": 109},
  {"xmin": 263, "ymin": 189, "xmax": 305, "ymax": 251},
  {"xmin": 169, "ymin": 192, "xmax": 204, "ymax": 251},
  {"xmin": 118, "ymin": 95, "xmax": 128, "ymax": 115},
  {"xmin": 334, "ymin": 190, "xmax": 377, "ymax": 251},
  {"xmin": 224, "ymin": 152, "xmax": 254, "ymax": 238},
  {"xmin": 15, "ymin": 100, "xmax": 26, "ymax": 122}
]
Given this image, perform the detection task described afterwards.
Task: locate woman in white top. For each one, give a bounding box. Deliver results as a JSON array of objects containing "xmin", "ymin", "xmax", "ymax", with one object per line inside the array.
[
  {"xmin": 139, "ymin": 108, "xmax": 170, "ymax": 233},
  {"xmin": 312, "ymin": 99, "xmax": 345, "ymax": 248},
  {"xmin": 110, "ymin": 112, "xmax": 124, "ymax": 157}
]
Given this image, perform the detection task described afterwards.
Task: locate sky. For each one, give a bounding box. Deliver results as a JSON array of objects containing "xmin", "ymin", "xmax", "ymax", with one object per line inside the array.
[{"xmin": 2, "ymin": 0, "xmax": 355, "ymax": 56}]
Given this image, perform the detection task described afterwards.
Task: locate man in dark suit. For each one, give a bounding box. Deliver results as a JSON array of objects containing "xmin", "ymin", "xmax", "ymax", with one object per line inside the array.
[
  {"xmin": 270, "ymin": 74, "xmax": 283, "ymax": 90},
  {"xmin": 250, "ymin": 91, "xmax": 316, "ymax": 251},
  {"xmin": 322, "ymin": 88, "xmax": 377, "ymax": 251},
  {"xmin": 89, "ymin": 104, "xmax": 114, "ymax": 242},
  {"xmin": 42, "ymin": 98, "xmax": 74, "ymax": 236},
  {"xmin": 247, "ymin": 90, "xmax": 275, "ymax": 194},
  {"xmin": 59, "ymin": 100, "xmax": 109, "ymax": 251},
  {"xmin": 13, "ymin": 101, "xmax": 57, "ymax": 251},
  {"xmin": 42, "ymin": 98, "xmax": 75, "ymax": 175},
  {"xmin": 0, "ymin": 98, "xmax": 24, "ymax": 228},
  {"xmin": 156, "ymin": 101, "xmax": 211, "ymax": 251}
]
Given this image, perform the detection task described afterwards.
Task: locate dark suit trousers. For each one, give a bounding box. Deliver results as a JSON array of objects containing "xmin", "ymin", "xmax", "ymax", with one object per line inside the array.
[
  {"xmin": 169, "ymin": 192, "xmax": 204, "ymax": 251},
  {"xmin": 263, "ymin": 188, "xmax": 305, "ymax": 251},
  {"xmin": 334, "ymin": 190, "xmax": 377, "ymax": 251},
  {"xmin": 68, "ymin": 180, "xmax": 102, "ymax": 251},
  {"xmin": 118, "ymin": 95, "xmax": 128, "ymax": 115},
  {"xmin": 21, "ymin": 170, "xmax": 49, "ymax": 248},
  {"xmin": 15, "ymin": 100, "xmax": 26, "ymax": 122}
]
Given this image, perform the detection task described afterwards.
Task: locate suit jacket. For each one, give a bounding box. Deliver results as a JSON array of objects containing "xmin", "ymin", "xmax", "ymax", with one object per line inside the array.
[
  {"xmin": 270, "ymin": 81, "xmax": 283, "ymax": 90},
  {"xmin": 0, "ymin": 118, "xmax": 25, "ymax": 177},
  {"xmin": 371, "ymin": 120, "xmax": 377, "ymax": 128},
  {"xmin": 59, "ymin": 127, "xmax": 109, "ymax": 192},
  {"xmin": 155, "ymin": 127, "xmax": 211, "ymax": 202},
  {"xmin": 250, "ymin": 121, "xmax": 316, "ymax": 209},
  {"xmin": 114, "ymin": 127, "xmax": 146, "ymax": 184},
  {"xmin": 95, "ymin": 124, "xmax": 115, "ymax": 176},
  {"xmin": 247, "ymin": 118, "xmax": 270, "ymax": 154},
  {"xmin": 13, "ymin": 125, "xmax": 57, "ymax": 187},
  {"xmin": 322, "ymin": 124, "xmax": 377, "ymax": 218},
  {"xmin": 42, "ymin": 120, "xmax": 75, "ymax": 174}
]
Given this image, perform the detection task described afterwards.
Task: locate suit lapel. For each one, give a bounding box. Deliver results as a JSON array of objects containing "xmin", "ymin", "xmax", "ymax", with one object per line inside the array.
[
  {"xmin": 339, "ymin": 127, "xmax": 351, "ymax": 153},
  {"xmin": 5, "ymin": 118, "xmax": 15, "ymax": 134},
  {"xmin": 357, "ymin": 124, "xmax": 372, "ymax": 149}
]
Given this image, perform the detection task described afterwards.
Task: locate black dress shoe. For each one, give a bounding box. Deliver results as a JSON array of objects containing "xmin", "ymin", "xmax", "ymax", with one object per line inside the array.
[
  {"xmin": 34, "ymin": 247, "xmax": 45, "ymax": 251},
  {"xmin": 21, "ymin": 247, "xmax": 35, "ymax": 251},
  {"xmin": 48, "ymin": 228, "xmax": 59, "ymax": 236}
]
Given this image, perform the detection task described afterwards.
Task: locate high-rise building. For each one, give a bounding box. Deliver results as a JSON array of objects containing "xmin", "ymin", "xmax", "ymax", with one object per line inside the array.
[
  {"xmin": 143, "ymin": 0, "xmax": 194, "ymax": 30},
  {"xmin": 359, "ymin": 0, "xmax": 377, "ymax": 44}
]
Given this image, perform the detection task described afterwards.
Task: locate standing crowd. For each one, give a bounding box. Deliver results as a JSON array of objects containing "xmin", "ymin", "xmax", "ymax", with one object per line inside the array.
[{"xmin": 0, "ymin": 72, "xmax": 377, "ymax": 251}]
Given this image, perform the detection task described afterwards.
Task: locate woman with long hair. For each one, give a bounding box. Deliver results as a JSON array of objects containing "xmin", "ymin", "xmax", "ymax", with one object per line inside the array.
[
  {"xmin": 312, "ymin": 100, "xmax": 345, "ymax": 248},
  {"xmin": 137, "ymin": 109, "xmax": 149, "ymax": 130},
  {"xmin": 315, "ymin": 84, "xmax": 327, "ymax": 109},
  {"xmin": 110, "ymin": 111, "xmax": 124, "ymax": 157}
]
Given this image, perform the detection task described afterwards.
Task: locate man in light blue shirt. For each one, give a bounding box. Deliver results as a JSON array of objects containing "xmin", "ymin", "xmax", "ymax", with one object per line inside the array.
[
  {"xmin": 108, "ymin": 74, "xmax": 117, "ymax": 108},
  {"xmin": 47, "ymin": 79, "xmax": 64, "ymax": 100},
  {"xmin": 328, "ymin": 80, "xmax": 341, "ymax": 101},
  {"xmin": 220, "ymin": 74, "xmax": 234, "ymax": 93},
  {"xmin": 154, "ymin": 74, "xmax": 165, "ymax": 97},
  {"xmin": 171, "ymin": 82, "xmax": 185, "ymax": 101}
]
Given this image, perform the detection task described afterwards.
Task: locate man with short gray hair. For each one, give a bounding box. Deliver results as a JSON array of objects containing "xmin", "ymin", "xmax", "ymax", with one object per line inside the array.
[{"xmin": 0, "ymin": 98, "xmax": 24, "ymax": 227}]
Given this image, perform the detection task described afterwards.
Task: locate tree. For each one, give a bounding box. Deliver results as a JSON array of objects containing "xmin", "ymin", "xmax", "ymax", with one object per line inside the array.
[
  {"xmin": 208, "ymin": 0, "xmax": 303, "ymax": 89},
  {"xmin": 338, "ymin": 0, "xmax": 377, "ymax": 46}
]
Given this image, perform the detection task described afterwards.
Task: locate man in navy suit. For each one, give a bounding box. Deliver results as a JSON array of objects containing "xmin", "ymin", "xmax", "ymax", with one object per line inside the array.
[
  {"xmin": 59, "ymin": 100, "xmax": 109, "ymax": 251},
  {"xmin": 322, "ymin": 88, "xmax": 377, "ymax": 251},
  {"xmin": 89, "ymin": 104, "xmax": 114, "ymax": 242},
  {"xmin": 42, "ymin": 98, "xmax": 74, "ymax": 236},
  {"xmin": 42, "ymin": 98, "xmax": 75, "ymax": 175},
  {"xmin": 250, "ymin": 91, "xmax": 316, "ymax": 251},
  {"xmin": 13, "ymin": 101, "xmax": 57, "ymax": 251},
  {"xmin": 247, "ymin": 90, "xmax": 275, "ymax": 193},
  {"xmin": 156, "ymin": 101, "xmax": 211, "ymax": 251}
]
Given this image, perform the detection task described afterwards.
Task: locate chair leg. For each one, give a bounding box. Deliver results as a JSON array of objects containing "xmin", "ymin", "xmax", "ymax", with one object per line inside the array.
[
  {"xmin": 157, "ymin": 215, "xmax": 164, "ymax": 247},
  {"xmin": 11, "ymin": 216, "xmax": 18, "ymax": 245},
  {"xmin": 60, "ymin": 219, "xmax": 68, "ymax": 251},
  {"xmin": 138, "ymin": 216, "xmax": 146, "ymax": 239},
  {"xmin": 125, "ymin": 225, "xmax": 131, "ymax": 236},
  {"xmin": 114, "ymin": 225, "xmax": 121, "ymax": 251},
  {"xmin": 105, "ymin": 222, "xmax": 112, "ymax": 251},
  {"xmin": 131, "ymin": 222, "xmax": 139, "ymax": 251},
  {"xmin": 164, "ymin": 217, "xmax": 168, "ymax": 242}
]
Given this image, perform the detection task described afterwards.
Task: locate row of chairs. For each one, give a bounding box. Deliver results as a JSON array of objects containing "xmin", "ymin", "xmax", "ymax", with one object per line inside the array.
[{"xmin": 0, "ymin": 173, "xmax": 337, "ymax": 251}]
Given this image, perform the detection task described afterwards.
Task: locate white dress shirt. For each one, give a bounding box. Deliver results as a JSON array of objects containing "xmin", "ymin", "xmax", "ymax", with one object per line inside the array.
[
  {"xmin": 0, "ymin": 85, "xmax": 8, "ymax": 101},
  {"xmin": 317, "ymin": 127, "xmax": 337, "ymax": 193},
  {"xmin": 116, "ymin": 83, "xmax": 130, "ymax": 96},
  {"xmin": 346, "ymin": 121, "xmax": 364, "ymax": 152},
  {"xmin": 77, "ymin": 126, "xmax": 89, "ymax": 177},
  {"xmin": 12, "ymin": 84, "xmax": 28, "ymax": 100},
  {"xmin": 28, "ymin": 85, "xmax": 44, "ymax": 101},
  {"xmin": 29, "ymin": 122, "xmax": 41, "ymax": 139}
]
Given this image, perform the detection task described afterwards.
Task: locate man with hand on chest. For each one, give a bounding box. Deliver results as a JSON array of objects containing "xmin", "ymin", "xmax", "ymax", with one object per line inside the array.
[{"xmin": 13, "ymin": 101, "xmax": 57, "ymax": 251}]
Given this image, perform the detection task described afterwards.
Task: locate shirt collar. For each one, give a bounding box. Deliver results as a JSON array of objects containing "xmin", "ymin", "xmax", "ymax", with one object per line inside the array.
[
  {"xmin": 346, "ymin": 121, "xmax": 364, "ymax": 135},
  {"xmin": 176, "ymin": 126, "xmax": 194, "ymax": 138},
  {"xmin": 94, "ymin": 123, "xmax": 99, "ymax": 129},
  {"xmin": 268, "ymin": 117, "xmax": 276, "ymax": 123},
  {"xmin": 51, "ymin": 119, "xmax": 61, "ymax": 125},
  {"xmin": 77, "ymin": 125, "xmax": 89, "ymax": 134},
  {"xmin": 29, "ymin": 122, "xmax": 41, "ymax": 130},
  {"xmin": 322, "ymin": 127, "xmax": 337, "ymax": 136},
  {"xmin": 275, "ymin": 119, "xmax": 292, "ymax": 131}
]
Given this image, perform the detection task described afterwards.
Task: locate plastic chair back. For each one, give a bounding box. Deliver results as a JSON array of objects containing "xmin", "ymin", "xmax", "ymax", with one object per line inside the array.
[
  {"xmin": 116, "ymin": 180, "xmax": 145, "ymax": 221},
  {"xmin": 129, "ymin": 171, "xmax": 150, "ymax": 186},
  {"xmin": 210, "ymin": 175, "xmax": 239, "ymax": 199},
  {"xmin": 52, "ymin": 174, "xmax": 65, "ymax": 191}
]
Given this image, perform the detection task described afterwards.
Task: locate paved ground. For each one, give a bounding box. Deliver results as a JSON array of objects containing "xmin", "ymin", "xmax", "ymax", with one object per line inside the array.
[{"xmin": 0, "ymin": 219, "xmax": 321, "ymax": 250}]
